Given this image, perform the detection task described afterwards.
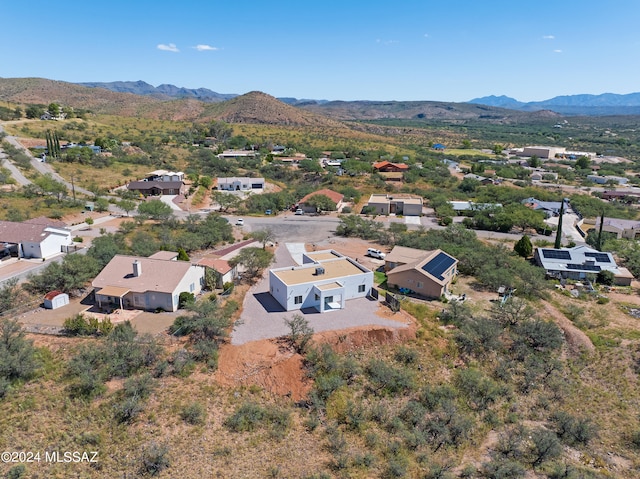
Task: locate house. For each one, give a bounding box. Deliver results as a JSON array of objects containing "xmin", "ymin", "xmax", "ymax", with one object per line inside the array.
[
  {"xmin": 146, "ymin": 170, "xmax": 185, "ymax": 182},
  {"xmin": 593, "ymin": 217, "xmax": 640, "ymax": 240},
  {"xmin": 587, "ymin": 175, "xmax": 629, "ymax": 185},
  {"xmin": 385, "ymin": 248, "xmax": 458, "ymax": 298},
  {"xmin": 518, "ymin": 146, "xmax": 566, "ymax": 159},
  {"xmin": 126, "ymin": 180, "xmax": 186, "ymax": 196},
  {"xmin": 449, "ymin": 201, "xmax": 502, "ymax": 213},
  {"xmin": 372, "ymin": 161, "xmax": 409, "ymax": 173},
  {"xmin": 521, "ymin": 197, "xmax": 568, "ymax": 217},
  {"xmin": 217, "ymin": 149, "xmax": 258, "ymax": 159},
  {"xmin": 92, "ymin": 254, "xmax": 205, "ymax": 312},
  {"xmin": 463, "ymin": 173, "xmax": 493, "ymax": 185},
  {"xmin": 197, "ymin": 257, "xmax": 238, "ymax": 288},
  {"xmin": 601, "ymin": 190, "xmax": 640, "ymax": 203},
  {"xmin": 298, "ymin": 189, "xmax": 344, "ymax": 213},
  {"xmin": 216, "ymin": 177, "xmax": 265, "ymax": 191},
  {"xmin": 534, "ymin": 245, "xmax": 634, "ymax": 285},
  {"xmin": 365, "ymin": 194, "xmax": 423, "ymax": 216},
  {"xmin": 0, "ymin": 218, "xmax": 72, "ymax": 259},
  {"xmin": 269, "ymin": 251, "xmax": 373, "ymax": 313}
]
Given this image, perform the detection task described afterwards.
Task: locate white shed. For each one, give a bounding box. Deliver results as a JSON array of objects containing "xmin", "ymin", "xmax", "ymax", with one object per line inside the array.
[{"xmin": 43, "ymin": 291, "xmax": 69, "ymax": 309}]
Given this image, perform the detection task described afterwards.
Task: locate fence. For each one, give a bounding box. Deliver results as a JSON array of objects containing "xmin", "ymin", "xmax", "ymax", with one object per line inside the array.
[
  {"xmin": 385, "ymin": 291, "xmax": 401, "ymax": 312},
  {"xmin": 368, "ymin": 287, "xmax": 379, "ymax": 300}
]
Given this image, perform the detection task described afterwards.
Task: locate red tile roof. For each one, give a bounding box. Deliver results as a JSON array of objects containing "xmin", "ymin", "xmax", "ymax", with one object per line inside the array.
[{"xmin": 299, "ymin": 189, "xmax": 344, "ymax": 205}]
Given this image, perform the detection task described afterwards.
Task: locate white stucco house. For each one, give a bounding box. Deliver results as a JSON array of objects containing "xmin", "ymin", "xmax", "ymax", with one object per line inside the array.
[
  {"xmin": 269, "ymin": 250, "xmax": 373, "ymax": 313},
  {"xmin": 92, "ymin": 253, "xmax": 205, "ymax": 312},
  {"xmin": 0, "ymin": 217, "xmax": 72, "ymax": 259},
  {"xmin": 217, "ymin": 177, "xmax": 265, "ymax": 191}
]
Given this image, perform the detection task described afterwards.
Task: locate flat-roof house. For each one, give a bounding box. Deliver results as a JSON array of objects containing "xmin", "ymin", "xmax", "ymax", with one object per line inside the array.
[
  {"xmin": 217, "ymin": 177, "xmax": 265, "ymax": 191},
  {"xmin": 449, "ymin": 201, "xmax": 502, "ymax": 212},
  {"xmin": 126, "ymin": 180, "xmax": 186, "ymax": 196},
  {"xmin": 587, "ymin": 175, "xmax": 629, "ymax": 185},
  {"xmin": 92, "ymin": 254, "xmax": 205, "ymax": 312},
  {"xmin": 298, "ymin": 189, "xmax": 344, "ymax": 213},
  {"xmin": 217, "ymin": 149, "xmax": 258, "ymax": 159},
  {"xmin": 0, "ymin": 218, "xmax": 72, "ymax": 259},
  {"xmin": 269, "ymin": 251, "xmax": 373, "ymax": 313},
  {"xmin": 386, "ymin": 248, "xmax": 458, "ymax": 299},
  {"xmin": 534, "ymin": 245, "xmax": 634, "ymax": 285},
  {"xmin": 463, "ymin": 173, "xmax": 493, "ymax": 185},
  {"xmin": 519, "ymin": 146, "xmax": 566, "ymax": 159},
  {"xmin": 146, "ymin": 170, "xmax": 185, "ymax": 182},
  {"xmin": 365, "ymin": 194, "xmax": 423, "ymax": 216}
]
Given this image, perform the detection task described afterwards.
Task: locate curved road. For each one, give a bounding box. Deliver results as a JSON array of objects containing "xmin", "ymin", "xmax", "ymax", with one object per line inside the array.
[{"xmin": 0, "ymin": 123, "xmax": 93, "ymax": 195}]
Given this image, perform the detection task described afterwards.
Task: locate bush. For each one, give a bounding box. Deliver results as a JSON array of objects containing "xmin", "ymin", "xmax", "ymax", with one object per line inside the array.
[
  {"xmin": 178, "ymin": 291, "xmax": 195, "ymax": 308},
  {"xmin": 180, "ymin": 402, "xmax": 206, "ymax": 425},
  {"xmin": 341, "ymin": 206, "xmax": 352, "ymax": 213},
  {"xmin": 222, "ymin": 282, "xmax": 234, "ymax": 293},
  {"xmin": 114, "ymin": 396, "xmax": 144, "ymax": 424},
  {"xmin": 224, "ymin": 402, "xmax": 291, "ymax": 435},
  {"xmin": 141, "ymin": 442, "xmax": 170, "ymax": 476}
]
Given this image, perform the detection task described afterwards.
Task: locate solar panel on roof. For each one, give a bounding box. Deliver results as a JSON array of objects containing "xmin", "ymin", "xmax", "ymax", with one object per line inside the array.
[
  {"xmin": 541, "ymin": 249, "xmax": 571, "ymax": 260},
  {"xmin": 567, "ymin": 263, "xmax": 601, "ymax": 272},
  {"xmin": 422, "ymin": 252, "xmax": 456, "ymax": 280},
  {"xmin": 584, "ymin": 252, "xmax": 611, "ymax": 263}
]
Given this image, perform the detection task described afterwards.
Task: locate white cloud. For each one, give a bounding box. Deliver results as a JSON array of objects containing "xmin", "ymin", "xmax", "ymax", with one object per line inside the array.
[
  {"xmin": 193, "ymin": 44, "xmax": 219, "ymax": 51},
  {"xmin": 553, "ymin": 49, "xmax": 562, "ymax": 53},
  {"xmin": 157, "ymin": 43, "xmax": 179, "ymax": 52},
  {"xmin": 376, "ymin": 39, "xmax": 399, "ymax": 45},
  {"xmin": 542, "ymin": 35, "xmax": 555, "ymax": 40}
]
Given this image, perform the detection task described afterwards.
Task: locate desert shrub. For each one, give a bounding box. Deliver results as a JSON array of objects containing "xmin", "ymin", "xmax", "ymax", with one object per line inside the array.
[
  {"xmin": 123, "ymin": 373, "xmax": 154, "ymax": 399},
  {"xmin": 180, "ymin": 401, "xmax": 206, "ymax": 425},
  {"xmin": 455, "ymin": 368, "xmax": 503, "ymax": 411},
  {"xmin": 141, "ymin": 442, "xmax": 170, "ymax": 476},
  {"xmin": 418, "ymin": 384, "xmax": 456, "ymax": 411},
  {"xmin": 481, "ymin": 458, "xmax": 526, "ymax": 479},
  {"xmin": 284, "ymin": 314, "xmax": 314, "ymax": 354},
  {"xmin": 6, "ymin": 464, "xmax": 27, "ymax": 479},
  {"xmin": 224, "ymin": 402, "xmax": 291, "ymax": 435},
  {"xmin": 0, "ymin": 319, "xmax": 41, "ymax": 396},
  {"xmin": 114, "ymin": 395, "xmax": 144, "ymax": 424},
  {"xmin": 63, "ymin": 314, "xmax": 113, "ymax": 336},
  {"xmin": 394, "ymin": 346, "xmax": 419, "ymax": 365},
  {"xmin": 366, "ymin": 358, "xmax": 415, "ymax": 395},
  {"xmin": 551, "ymin": 411, "xmax": 598, "ymax": 446},
  {"xmin": 528, "ymin": 428, "xmax": 562, "ymax": 467}
]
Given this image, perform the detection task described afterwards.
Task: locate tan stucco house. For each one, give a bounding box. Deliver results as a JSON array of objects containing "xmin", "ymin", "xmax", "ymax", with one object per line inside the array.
[{"xmin": 386, "ymin": 247, "xmax": 458, "ymax": 298}]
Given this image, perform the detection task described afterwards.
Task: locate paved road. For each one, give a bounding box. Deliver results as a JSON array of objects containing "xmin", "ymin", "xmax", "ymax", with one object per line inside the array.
[{"xmin": 0, "ymin": 123, "xmax": 93, "ymax": 195}]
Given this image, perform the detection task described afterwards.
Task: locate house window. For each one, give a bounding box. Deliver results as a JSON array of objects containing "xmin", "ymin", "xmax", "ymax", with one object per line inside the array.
[
  {"xmin": 417, "ymin": 281, "xmax": 423, "ymax": 288},
  {"xmin": 189, "ymin": 283, "xmax": 195, "ymax": 292},
  {"xmin": 358, "ymin": 284, "xmax": 366, "ymax": 293},
  {"xmin": 294, "ymin": 296, "xmax": 303, "ymax": 304},
  {"xmin": 315, "ymin": 294, "xmax": 320, "ymax": 301}
]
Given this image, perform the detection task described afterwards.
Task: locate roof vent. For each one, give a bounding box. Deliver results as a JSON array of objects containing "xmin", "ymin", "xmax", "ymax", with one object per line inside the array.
[{"xmin": 315, "ymin": 267, "xmax": 325, "ymax": 275}]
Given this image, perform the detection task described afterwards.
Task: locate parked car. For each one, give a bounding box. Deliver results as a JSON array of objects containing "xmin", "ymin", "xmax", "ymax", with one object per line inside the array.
[
  {"xmin": 295, "ymin": 209, "xmax": 304, "ymax": 215},
  {"xmin": 265, "ymin": 209, "xmax": 272, "ymax": 215},
  {"xmin": 235, "ymin": 218, "xmax": 244, "ymax": 226},
  {"xmin": 367, "ymin": 248, "xmax": 386, "ymax": 259}
]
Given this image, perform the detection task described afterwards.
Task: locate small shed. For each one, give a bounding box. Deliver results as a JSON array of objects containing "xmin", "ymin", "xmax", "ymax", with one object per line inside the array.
[{"xmin": 43, "ymin": 291, "xmax": 69, "ymax": 309}]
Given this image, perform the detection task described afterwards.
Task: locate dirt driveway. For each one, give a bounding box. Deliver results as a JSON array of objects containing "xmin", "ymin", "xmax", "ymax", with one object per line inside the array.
[{"xmin": 231, "ymin": 244, "xmax": 411, "ymax": 345}]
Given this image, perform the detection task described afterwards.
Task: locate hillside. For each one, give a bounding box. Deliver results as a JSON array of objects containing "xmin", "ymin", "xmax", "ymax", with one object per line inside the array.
[
  {"xmin": 79, "ymin": 80, "xmax": 237, "ymax": 102},
  {"xmin": 298, "ymin": 99, "xmax": 559, "ymax": 123}
]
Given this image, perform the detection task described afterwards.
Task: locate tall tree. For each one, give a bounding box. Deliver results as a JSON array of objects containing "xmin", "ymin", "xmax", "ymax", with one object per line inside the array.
[
  {"xmin": 554, "ymin": 200, "xmax": 564, "ymax": 249},
  {"xmin": 596, "ymin": 210, "xmax": 605, "ymax": 252}
]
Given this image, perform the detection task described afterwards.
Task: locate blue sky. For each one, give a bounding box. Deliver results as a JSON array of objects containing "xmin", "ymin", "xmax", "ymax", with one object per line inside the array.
[{"xmin": 2, "ymin": 0, "xmax": 639, "ymax": 102}]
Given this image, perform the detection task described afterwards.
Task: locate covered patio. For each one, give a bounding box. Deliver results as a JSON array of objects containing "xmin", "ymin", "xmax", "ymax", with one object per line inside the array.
[
  {"xmin": 95, "ymin": 285, "xmax": 130, "ymax": 311},
  {"xmin": 313, "ymin": 282, "xmax": 345, "ymax": 313}
]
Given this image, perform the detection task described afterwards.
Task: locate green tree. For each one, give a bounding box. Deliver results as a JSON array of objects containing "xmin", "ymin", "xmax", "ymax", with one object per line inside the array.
[
  {"xmin": 554, "ymin": 201, "xmax": 564, "ymax": 249},
  {"xmin": 177, "ymin": 248, "xmax": 190, "ymax": 261},
  {"xmin": 211, "ymin": 190, "xmax": 241, "ymax": 212},
  {"xmin": 33, "ymin": 173, "xmax": 67, "ymax": 202},
  {"xmin": 48, "ymin": 103, "xmax": 61, "ymax": 117},
  {"xmin": 250, "ymin": 228, "xmax": 275, "ymax": 249},
  {"xmin": 137, "ymin": 200, "xmax": 173, "ymax": 220},
  {"xmin": 575, "ymin": 156, "xmax": 591, "ymax": 170},
  {"xmin": 229, "ymin": 247, "xmax": 273, "ymax": 279},
  {"xmin": 528, "ymin": 155, "xmax": 541, "ymax": 168},
  {"xmin": 0, "ymin": 318, "xmax": 41, "ymax": 397},
  {"xmin": 284, "ymin": 314, "xmax": 314, "ymax": 354},
  {"xmin": 513, "ymin": 235, "xmax": 533, "ymax": 258},
  {"xmin": 118, "ymin": 199, "xmax": 137, "ymax": 216}
]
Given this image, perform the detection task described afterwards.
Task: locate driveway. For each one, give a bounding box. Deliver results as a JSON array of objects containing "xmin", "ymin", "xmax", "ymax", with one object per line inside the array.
[{"xmin": 231, "ymin": 245, "xmax": 410, "ymax": 345}]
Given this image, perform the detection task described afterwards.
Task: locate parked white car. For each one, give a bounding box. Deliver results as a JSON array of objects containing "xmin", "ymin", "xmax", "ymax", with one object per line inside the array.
[
  {"xmin": 235, "ymin": 218, "xmax": 244, "ymax": 226},
  {"xmin": 367, "ymin": 248, "xmax": 385, "ymax": 259}
]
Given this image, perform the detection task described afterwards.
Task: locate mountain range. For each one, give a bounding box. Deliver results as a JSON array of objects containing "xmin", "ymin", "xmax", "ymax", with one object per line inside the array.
[{"xmin": 469, "ymin": 93, "xmax": 640, "ymax": 116}]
